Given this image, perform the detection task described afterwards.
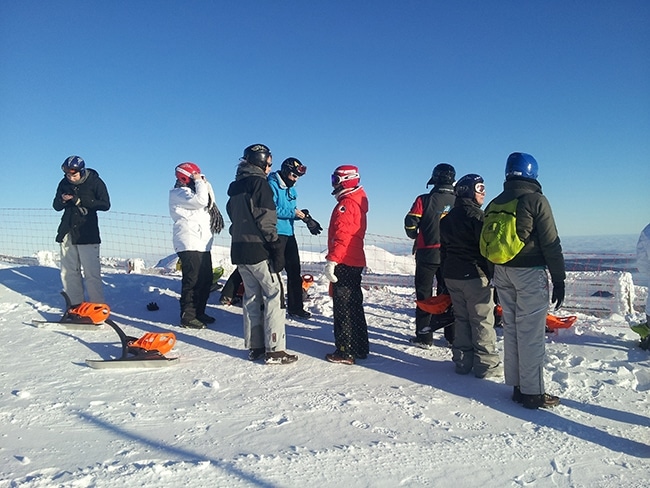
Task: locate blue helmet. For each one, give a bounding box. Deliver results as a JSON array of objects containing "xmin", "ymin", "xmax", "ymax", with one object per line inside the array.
[
  {"xmin": 505, "ymin": 152, "xmax": 538, "ymax": 180},
  {"xmin": 61, "ymin": 155, "xmax": 86, "ymax": 176}
]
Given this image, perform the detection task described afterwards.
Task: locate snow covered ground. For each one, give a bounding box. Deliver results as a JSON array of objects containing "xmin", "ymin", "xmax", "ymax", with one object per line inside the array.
[{"xmin": 0, "ymin": 250, "xmax": 649, "ymax": 487}]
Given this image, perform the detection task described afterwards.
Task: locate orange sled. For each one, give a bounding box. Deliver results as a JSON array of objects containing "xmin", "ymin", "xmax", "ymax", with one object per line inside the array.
[
  {"xmin": 545, "ymin": 314, "xmax": 577, "ymax": 330},
  {"xmin": 129, "ymin": 332, "xmax": 176, "ymax": 355},
  {"xmin": 494, "ymin": 305, "xmax": 577, "ymax": 331},
  {"xmin": 416, "ymin": 294, "xmax": 452, "ymax": 315},
  {"xmin": 302, "ymin": 274, "xmax": 315, "ymax": 292},
  {"xmin": 66, "ymin": 302, "xmax": 111, "ymax": 324},
  {"xmin": 85, "ymin": 318, "xmax": 179, "ymax": 369}
]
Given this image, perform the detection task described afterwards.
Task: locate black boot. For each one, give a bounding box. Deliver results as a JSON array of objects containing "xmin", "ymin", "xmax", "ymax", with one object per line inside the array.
[{"xmin": 521, "ymin": 392, "xmax": 560, "ymax": 409}]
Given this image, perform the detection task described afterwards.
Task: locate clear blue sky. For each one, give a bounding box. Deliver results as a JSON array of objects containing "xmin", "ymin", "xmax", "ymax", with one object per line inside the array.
[{"xmin": 1, "ymin": 1, "xmax": 648, "ymax": 238}]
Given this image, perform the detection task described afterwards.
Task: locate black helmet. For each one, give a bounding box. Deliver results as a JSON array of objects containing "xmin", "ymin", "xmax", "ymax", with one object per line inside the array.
[
  {"xmin": 455, "ymin": 174, "xmax": 485, "ymax": 199},
  {"xmin": 427, "ymin": 163, "xmax": 455, "ymax": 187},
  {"xmin": 281, "ymin": 157, "xmax": 307, "ymax": 177},
  {"xmin": 241, "ymin": 144, "xmax": 272, "ymax": 169}
]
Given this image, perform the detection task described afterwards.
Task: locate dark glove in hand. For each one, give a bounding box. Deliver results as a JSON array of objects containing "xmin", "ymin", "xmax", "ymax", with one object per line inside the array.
[
  {"xmin": 301, "ymin": 209, "xmax": 322, "ymax": 235},
  {"xmin": 303, "ymin": 216, "xmax": 322, "ymax": 235},
  {"xmin": 551, "ymin": 281, "xmax": 565, "ymax": 310},
  {"xmin": 268, "ymin": 240, "xmax": 285, "ymax": 273}
]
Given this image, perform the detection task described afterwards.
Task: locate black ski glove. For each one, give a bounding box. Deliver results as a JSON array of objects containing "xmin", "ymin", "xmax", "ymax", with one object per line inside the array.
[
  {"xmin": 301, "ymin": 209, "xmax": 323, "ymax": 235},
  {"xmin": 267, "ymin": 239, "xmax": 285, "ymax": 273},
  {"xmin": 551, "ymin": 281, "xmax": 565, "ymax": 310}
]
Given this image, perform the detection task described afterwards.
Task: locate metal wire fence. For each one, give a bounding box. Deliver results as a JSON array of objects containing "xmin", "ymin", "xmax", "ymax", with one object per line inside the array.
[{"xmin": 0, "ymin": 208, "xmax": 644, "ymax": 314}]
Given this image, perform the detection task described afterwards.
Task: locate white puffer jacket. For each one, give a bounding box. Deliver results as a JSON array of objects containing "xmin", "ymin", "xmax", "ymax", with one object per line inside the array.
[{"xmin": 169, "ymin": 178, "xmax": 214, "ymax": 252}]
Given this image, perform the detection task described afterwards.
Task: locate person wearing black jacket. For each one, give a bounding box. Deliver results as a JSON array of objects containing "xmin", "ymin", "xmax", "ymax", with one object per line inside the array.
[
  {"xmin": 441, "ymin": 174, "xmax": 501, "ymax": 378},
  {"xmin": 486, "ymin": 152, "xmax": 565, "ymax": 409},
  {"xmin": 404, "ymin": 163, "xmax": 456, "ymax": 348},
  {"xmin": 226, "ymin": 144, "xmax": 297, "ymax": 365},
  {"xmin": 52, "ymin": 155, "xmax": 110, "ymax": 306}
]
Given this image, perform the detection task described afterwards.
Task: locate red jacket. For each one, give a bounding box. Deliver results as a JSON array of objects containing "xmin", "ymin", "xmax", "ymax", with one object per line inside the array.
[{"xmin": 326, "ymin": 186, "xmax": 368, "ymax": 267}]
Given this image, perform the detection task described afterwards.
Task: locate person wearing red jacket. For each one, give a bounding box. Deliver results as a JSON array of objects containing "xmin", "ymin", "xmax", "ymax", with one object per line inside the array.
[{"xmin": 323, "ymin": 165, "xmax": 369, "ymax": 365}]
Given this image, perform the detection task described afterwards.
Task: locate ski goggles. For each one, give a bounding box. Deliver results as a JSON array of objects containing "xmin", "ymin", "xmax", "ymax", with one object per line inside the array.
[
  {"xmin": 475, "ymin": 183, "xmax": 486, "ymax": 194},
  {"xmin": 291, "ymin": 164, "xmax": 307, "ymax": 177},
  {"xmin": 176, "ymin": 166, "xmax": 199, "ymax": 180},
  {"xmin": 331, "ymin": 171, "xmax": 359, "ymax": 186},
  {"xmin": 64, "ymin": 168, "xmax": 80, "ymax": 175}
]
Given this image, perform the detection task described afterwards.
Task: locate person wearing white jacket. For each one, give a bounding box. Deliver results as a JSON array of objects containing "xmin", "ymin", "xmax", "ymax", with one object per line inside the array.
[
  {"xmin": 169, "ymin": 162, "xmax": 223, "ymax": 329},
  {"xmin": 637, "ymin": 223, "xmax": 650, "ymax": 327}
]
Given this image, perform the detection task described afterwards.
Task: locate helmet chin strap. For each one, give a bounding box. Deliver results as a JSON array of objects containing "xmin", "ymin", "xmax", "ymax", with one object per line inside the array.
[{"xmin": 332, "ymin": 185, "xmax": 360, "ymax": 199}]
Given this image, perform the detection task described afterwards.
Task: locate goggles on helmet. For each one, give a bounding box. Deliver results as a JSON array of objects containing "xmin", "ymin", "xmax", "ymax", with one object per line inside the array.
[
  {"xmin": 176, "ymin": 166, "xmax": 197, "ymax": 179},
  {"xmin": 291, "ymin": 164, "xmax": 307, "ymax": 177},
  {"xmin": 331, "ymin": 173, "xmax": 358, "ymax": 186},
  {"xmin": 64, "ymin": 168, "xmax": 79, "ymax": 175}
]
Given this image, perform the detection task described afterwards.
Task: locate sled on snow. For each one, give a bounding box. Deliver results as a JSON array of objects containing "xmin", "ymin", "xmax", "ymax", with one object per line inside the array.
[
  {"xmin": 415, "ymin": 294, "xmax": 455, "ymax": 333},
  {"xmin": 545, "ymin": 314, "xmax": 577, "ymax": 331},
  {"xmin": 416, "ymin": 294, "xmax": 453, "ymax": 315},
  {"xmin": 494, "ymin": 305, "xmax": 577, "ymax": 332},
  {"xmin": 86, "ymin": 317, "xmax": 179, "ymax": 369},
  {"xmin": 32, "ymin": 292, "xmax": 110, "ymax": 330}
]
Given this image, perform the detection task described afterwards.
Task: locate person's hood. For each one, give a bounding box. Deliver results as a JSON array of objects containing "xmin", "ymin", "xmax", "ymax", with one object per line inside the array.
[{"xmin": 235, "ymin": 162, "xmax": 267, "ymax": 180}]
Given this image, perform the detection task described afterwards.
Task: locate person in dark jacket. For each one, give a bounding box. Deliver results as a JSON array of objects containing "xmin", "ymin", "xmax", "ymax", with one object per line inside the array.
[
  {"xmin": 219, "ymin": 268, "xmax": 243, "ymax": 306},
  {"xmin": 53, "ymin": 155, "xmax": 110, "ymax": 306},
  {"xmin": 404, "ymin": 163, "xmax": 456, "ymax": 348},
  {"xmin": 485, "ymin": 152, "xmax": 565, "ymax": 409},
  {"xmin": 441, "ymin": 174, "xmax": 501, "ymax": 378},
  {"xmin": 226, "ymin": 144, "xmax": 297, "ymax": 365}
]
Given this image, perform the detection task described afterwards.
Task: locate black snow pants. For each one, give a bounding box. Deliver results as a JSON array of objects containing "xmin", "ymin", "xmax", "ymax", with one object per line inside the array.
[
  {"xmin": 332, "ymin": 264, "xmax": 369, "ymax": 358},
  {"xmin": 178, "ymin": 250, "xmax": 212, "ymax": 321}
]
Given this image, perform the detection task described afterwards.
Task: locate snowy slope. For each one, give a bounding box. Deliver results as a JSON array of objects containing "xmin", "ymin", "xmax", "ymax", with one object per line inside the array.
[{"xmin": 0, "ymin": 257, "xmax": 649, "ymax": 487}]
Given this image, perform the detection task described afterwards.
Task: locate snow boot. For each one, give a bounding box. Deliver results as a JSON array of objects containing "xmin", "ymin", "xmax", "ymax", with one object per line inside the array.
[
  {"xmin": 409, "ymin": 336, "xmax": 433, "ymax": 350},
  {"xmin": 265, "ymin": 351, "xmax": 298, "ymax": 365},
  {"xmin": 248, "ymin": 348, "xmax": 265, "ymax": 361},
  {"xmin": 325, "ymin": 350, "xmax": 355, "ymax": 365},
  {"xmin": 288, "ymin": 309, "xmax": 311, "ymax": 319},
  {"xmin": 521, "ymin": 392, "xmax": 560, "ymax": 409},
  {"xmin": 181, "ymin": 318, "xmax": 206, "ymax": 329},
  {"xmin": 197, "ymin": 313, "xmax": 216, "ymax": 324}
]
